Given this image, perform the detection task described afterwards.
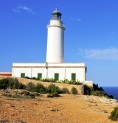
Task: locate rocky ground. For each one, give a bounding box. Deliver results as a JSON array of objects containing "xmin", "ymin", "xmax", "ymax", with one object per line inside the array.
[{"xmin": 0, "ymin": 90, "xmax": 118, "ymax": 123}]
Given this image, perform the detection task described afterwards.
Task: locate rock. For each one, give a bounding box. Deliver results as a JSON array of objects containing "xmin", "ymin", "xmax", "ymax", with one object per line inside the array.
[
  {"xmin": 31, "ymin": 92, "xmax": 40, "ymax": 96},
  {"xmin": 50, "ymin": 108, "xmax": 58, "ymax": 112},
  {"xmin": 0, "ymin": 120, "xmax": 26, "ymax": 123}
]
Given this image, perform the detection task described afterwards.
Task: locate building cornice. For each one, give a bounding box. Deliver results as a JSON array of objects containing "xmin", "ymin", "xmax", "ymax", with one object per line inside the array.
[{"xmin": 12, "ymin": 66, "xmax": 86, "ymax": 68}]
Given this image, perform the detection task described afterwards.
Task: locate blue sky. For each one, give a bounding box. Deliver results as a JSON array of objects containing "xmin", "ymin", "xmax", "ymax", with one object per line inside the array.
[{"xmin": 0, "ymin": 0, "xmax": 118, "ymax": 86}]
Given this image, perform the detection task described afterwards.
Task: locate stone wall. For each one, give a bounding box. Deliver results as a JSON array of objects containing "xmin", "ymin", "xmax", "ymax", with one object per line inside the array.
[{"xmin": 83, "ymin": 81, "xmax": 93, "ymax": 87}]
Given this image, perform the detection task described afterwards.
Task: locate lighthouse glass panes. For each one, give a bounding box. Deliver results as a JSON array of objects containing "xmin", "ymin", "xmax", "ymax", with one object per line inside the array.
[{"xmin": 52, "ymin": 8, "xmax": 61, "ymax": 20}]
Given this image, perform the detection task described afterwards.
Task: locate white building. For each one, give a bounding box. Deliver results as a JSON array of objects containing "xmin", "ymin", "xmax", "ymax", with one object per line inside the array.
[{"xmin": 12, "ymin": 8, "xmax": 87, "ymax": 82}]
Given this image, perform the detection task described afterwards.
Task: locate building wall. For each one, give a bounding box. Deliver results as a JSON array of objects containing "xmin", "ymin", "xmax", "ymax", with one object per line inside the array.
[
  {"xmin": 12, "ymin": 63, "xmax": 86, "ymax": 82},
  {"xmin": 12, "ymin": 68, "xmax": 46, "ymax": 78},
  {"xmin": 0, "ymin": 72, "xmax": 12, "ymax": 76},
  {"xmin": 46, "ymin": 20, "xmax": 65, "ymax": 63}
]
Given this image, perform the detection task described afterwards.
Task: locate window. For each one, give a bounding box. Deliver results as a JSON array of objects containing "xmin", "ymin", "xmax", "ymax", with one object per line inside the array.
[
  {"xmin": 21, "ymin": 73, "xmax": 25, "ymax": 78},
  {"xmin": 71, "ymin": 73, "xmax": 76, "ymax": 81},
  {"xmin": 37, "ymin": 73, "xmax": 42, "ymax": 80},
  {"xmin": 54, "ymin": 73, "xmax": 59, "ymax": 81}
]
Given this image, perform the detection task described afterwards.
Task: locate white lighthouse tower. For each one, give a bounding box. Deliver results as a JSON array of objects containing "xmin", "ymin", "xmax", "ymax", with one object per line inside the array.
[
  {"xmin": 46, "ymin": 8, "xmax": 65, "ymax": 63},
  {"xmin": 12, "ymin": 8, "xmax": 90, "ymax": 85}
]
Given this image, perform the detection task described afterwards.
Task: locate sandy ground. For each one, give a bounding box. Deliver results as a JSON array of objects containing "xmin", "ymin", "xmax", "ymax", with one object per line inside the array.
[{"xmin": 0, "ymin": 94, "xmax": 118, "ymax": 123}]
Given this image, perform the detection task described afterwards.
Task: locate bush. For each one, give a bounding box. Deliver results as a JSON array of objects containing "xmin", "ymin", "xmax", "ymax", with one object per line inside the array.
[
  {"xmin": 26, "ymin": 82, "xmax": 47, "ymax": 93},
  {"xmin": 47, "ymin": 84, "xmax": 62, "ymax": 94},
  {"xmin": 3, "ymin": 90, "xmax": 35, "ymax": 99},
  {"xmin": 0, "ymin": 78, "xmax": 9, "ymax": 89},
  {"xmin": 84, "ymin": 85, "xmax": 93, "ymax": 95},
  {"xmin": 24, "ymin": 76, "xmax": 37, "ymax": 80},
  {"xmin": 0, "ymin": 78, "xmax": 26, "ymax": 89},
  {"xmin": 93, "ymin": 84, "xmax": 104, "ymax": 91},
  {"xmin": 26, "ymin": 82, "xmax": 35, "ymax": 92},
  {"xmin": 85, "ymin": 84, "xmax": 113, "ymax": 98},
  {"xmin": 26, "ymin": 82, "xmax": 35, "ymax": 89},
  {"xmin": 64, "ymin": 79, "xmax": 69, "ymax": 84},
  {"xmin": 24, "ymin": 76, "xmax": 30, "ymax": 79},
  {"xmin": 35, "ymin": 83, "xmax": 47, "ymax": 93},
  {"xmin": 31, "ymin": 77, "xmax": 37, "ymax": 80},
  {"xmin": 91, "ymin": 90, "xmax": 107, "ymax": 97},
  {"xmin": 62, "ymin": 87, "xmax": 70, "ymax": 94},
  {"xmin": 47, "ymin": 93, "xmax": 61, "ymax": 98},
  {"xmin": 71, "ymin": 87, "xmax": 78, "ymax": 94},
  {"xmin": 42, "ymin": 78, "xmax": 56, "ymax": 82},
  {"xmin": 109, "ymin": 107, "xmax": 118, "ymax": 121}
]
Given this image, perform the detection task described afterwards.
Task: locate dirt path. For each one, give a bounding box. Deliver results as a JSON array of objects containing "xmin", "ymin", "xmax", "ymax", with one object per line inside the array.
[{"xmin": 0, "ymin": 94, "xmax": 118, "ymax": 123}]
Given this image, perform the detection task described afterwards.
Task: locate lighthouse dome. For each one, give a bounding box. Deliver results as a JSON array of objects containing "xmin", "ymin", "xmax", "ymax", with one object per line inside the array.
[{"xmin": 52, "ymin": 8, "xmax": 62, "ymax": 20}]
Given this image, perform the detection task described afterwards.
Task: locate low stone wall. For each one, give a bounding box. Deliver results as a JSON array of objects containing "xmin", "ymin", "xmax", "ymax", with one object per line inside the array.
[
  {"xmin": 17, "ymin": 78, "xmax": 84, "ymax": 95},
  {"xmin": 83, "ymin": 81, "xmax": 93, "ymax": 88},
  {"xmin": 0, "ymin": 76, "xmax": 84, "ymax": 95}
]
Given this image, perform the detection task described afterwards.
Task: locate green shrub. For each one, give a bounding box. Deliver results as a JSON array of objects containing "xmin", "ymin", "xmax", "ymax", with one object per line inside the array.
[
  {"xmin": 42, "ymin": 78, "xmax": 56, "ymax": 82},
  {"xmin": 108, "ymin": 95, "xmax": 114, "ymax": 99},
  {"xmin": 10, "ymin": 94, "xmax": 22, "ymax": 98},
  {"xmin": 24, "ymin": 76, "xmax": 30, "ymax": 79},
  {"xmin": 31, "ymin": 77, "xmax": 37, "ymax": 80},
  {"xmin": 26, "ymin": 82, "xmax": 35, "ymax": 92},
  {"xmin": 70, "ymin": 80, "xmax": 76, "ymax": 83},
  {"xmin": 64, "ymin": 79, "xmax": 69, "ymax": 84},
  {"xmin": 109, "ymin": 107, "xmax": 118, "ymax": 121},
  {"xmin": 57, "ymin": 80, "xmax": 63, "ymax": 83},
  {"xmin": 93, "ymin": 84, "xmax": 104, "ymax": 91},
  {"xmin": 0, "ymin": 78, "xmax": 9, "ymax": 89},
  {"xmin": 0, "ymin": 78, "xmax": 26, "ymax": 89},
  {"xmin": 71, "ymin": 87, "xmax": 78, "ymax": 94},
  {"xmin": 3, "ymin": 91, "xmax": 35, "ymax": 99},
  {"xmin": 24, "ymin": 76, "xmax": 37, "ymax": 80},
  {"xmin": 84, "ymin": 84, "xmax": 114, "ymax": 99},
  {"xmin": 62, "ymin": 87, "xmax": 70, "ymax": 94},
  {"xmin": 84, "ymin": 85, "xmax": 93, "ymax": 95},
  {"xmin": 47, "ymin": 84, "xmax": 62, "ymax": 94},
  {"xmin": 26, "ymin": 82, "xmax": 47, "ymax": 93},
  {"xmin": 91, "ymin": 90, "xmax": 107, "ymax": 97},
  {"xmin": 35, "ymin": 83, "xmax": 47, "ymax": 93},
  {"xmin": 47, "ymin": 93, "xmax": 61, "ymax": 98}
]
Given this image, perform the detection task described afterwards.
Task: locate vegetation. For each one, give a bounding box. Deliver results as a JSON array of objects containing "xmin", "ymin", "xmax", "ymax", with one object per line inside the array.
[
  {"xmin": 0, "ymin": 77, "xmax": 114, "ymax": 99},
  {"xmin": 47, "ymin": 93, "xmax": 61, "ymax": 98},
  {"xmin": 0, "ymin": 78, "xmax": 26, "ymax": 89},
  {"xmin": 42, "ymin": 78, "xmax": 56, "ymax": 82},
  {"xmin": 35, "ymin": 83, "xmax": 47, "ymax": 93},
  {"xmin": 84, "ymin": 84, "xmax": 113, "ymax": 98},
  {"xmin": 84, "ymin": 85, "xmax": 92, "ymax": 95},
  {"xmin": 62, "ymin": 87, "xmax": 70, "ymax": 94},
  {"xmin": 3, "ymin": 89, "xmax": 36, "ymax": 99},
  {"xmin": 0, "ymin": 78, "xmax": 64, "ymax": 98},
  {"xmin": 47, "ymin": 84, "xmax": 62, "ymax": 94},
  {"xmin": 109, "ymin": 107, "xmax": 118, "ymax": 121},
  {"xmin": 24, "ymin": 77, "xmax": 83, "ymax": 85},
  {"xmin": 26, "ymin": 82, "xmax": 47, "ymax": 94},
  {"xmin": 71, "ymin": 87, "xmax": 78, "ymax": 94}
]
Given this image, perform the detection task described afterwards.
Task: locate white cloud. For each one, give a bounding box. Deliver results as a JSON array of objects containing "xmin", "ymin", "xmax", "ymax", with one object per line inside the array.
[
  {"xmin": 12, "ymin": 8, "xmax": 20, "ymax": 13},
  {"xmin": 12, "ymin": 5, "xmax": 36, "ymax": 15},
  {"xmin": 77, "ymin": 18, "xmax": 82, "ymax": 22},
  {"xmin": 79, "ymin": 48, "xmax": 118, "ymax": 60},
  {"xmin": 70, "ymin": 17, "xmax": 82, "ymax": 22}
]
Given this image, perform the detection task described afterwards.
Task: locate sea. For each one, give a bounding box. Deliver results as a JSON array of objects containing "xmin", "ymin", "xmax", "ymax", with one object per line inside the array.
[{"xmin": 102, "ymin": 87, "xmax": 118, "ymax": 100}]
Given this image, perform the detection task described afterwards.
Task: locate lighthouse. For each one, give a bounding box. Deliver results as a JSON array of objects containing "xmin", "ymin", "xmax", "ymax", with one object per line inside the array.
[
  {"xmin": 12, "ymin": 8, "xmax": 89, "ymax": 84},
  {"xmin": 46, "ymin": 8, "xmax": 65, "ymax": 63}
]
